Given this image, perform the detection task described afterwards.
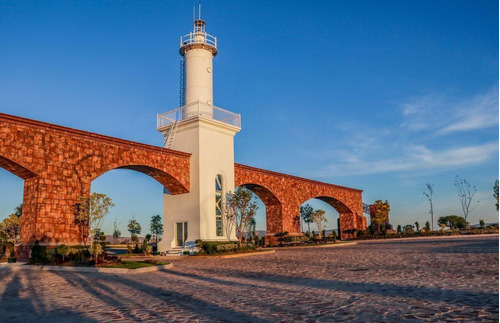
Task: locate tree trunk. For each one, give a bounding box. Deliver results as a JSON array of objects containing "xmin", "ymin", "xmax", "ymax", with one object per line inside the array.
[{"xmin": 237, "ymin": 227, "xmax": 243, "ymax": 247}]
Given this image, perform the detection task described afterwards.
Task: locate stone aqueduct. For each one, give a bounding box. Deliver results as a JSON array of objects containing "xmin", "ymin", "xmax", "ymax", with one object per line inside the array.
[{"xmin": 0, "ymin": 113, "xmax": 366, "ymax": 258}]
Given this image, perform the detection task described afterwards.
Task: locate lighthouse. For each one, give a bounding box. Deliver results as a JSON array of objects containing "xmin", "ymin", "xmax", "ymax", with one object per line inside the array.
[{"xmin": 157, "ymin": 6, "xmax": 241, "ymax": 251}]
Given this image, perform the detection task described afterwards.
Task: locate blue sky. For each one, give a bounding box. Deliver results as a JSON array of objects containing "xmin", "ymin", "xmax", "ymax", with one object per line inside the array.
[{"xmin": 0, "ymin": 1, "xmax": 498, "ymax": 235}]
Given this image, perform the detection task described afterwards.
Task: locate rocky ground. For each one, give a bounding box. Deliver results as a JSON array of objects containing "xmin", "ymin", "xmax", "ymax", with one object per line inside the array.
[{"xmin": 0, "ymin": 235, "xmax": 498, "ymax": 322}]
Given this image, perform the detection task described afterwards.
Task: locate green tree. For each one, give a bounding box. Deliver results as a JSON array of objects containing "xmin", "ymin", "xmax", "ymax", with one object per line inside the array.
[
  {"xmin": 98, "ymin": 231, "xmax": 107, "ymax": 242},
  {"xmin": 331, "ymin": 230, "xmax": 338, "ymax": 242},
  {"xmin": 403, "ymin": 224, "xmax": 414, "ymax": 233},
  {"xmin": 145, "ymin": 233, "xmax": 152, "ymax": 242},
  {"xmin": 57, "ymin": 244, "xmax": 71, "ymax": 262},
  {"xmin": 248, "ymin": 217, "xmax": 256, "ymax": 238},
  {"xmin": 494, "ymin": 180, "xmax": 499, "ymax": 211},
  {"xmin": 414, "ymin": 221, "xmax": 420, "ymax": 232},
  {"xmin": 300, "ymin": 203, "xmax": 314, "ymax": 234},
  {"xmin": 14, "ymin": 203, "xmax": 22, "ymax": 217},
  {"xmin": 76, "ymin": 192, "xmax": 114, "ymax": 248},
  {"xmin": 437, "ymin": 215, "xmax": 467, "ymax": 230},
  {"xmin": 479, "ymin": 219, "xmax": 485, "ymax": 230},
  {"xmin": 423, "ymin": 183, "xmax": 434, "ymax": 231},
  {"xmin": 369, "ymin": 200, "xmax": 390, "ymax": 225},
  {"xmin": 454, "ymin": 175, "xmax": 479, "ymax": 224},
  {"xmin": 150, "ymin": 214, "xmax": 163, "ymax": 244},
  {"xmin": 141, "ymin": 238, "xmax": 151, "ymax": 254},
  {"xmin": 397, "ymin": 224, "xmax": 402, "ymax": 234},
  {"xmin": 90, "ymin": 243, "xmax": 103, "ymax": 262},
  {"xmin": 311, "ymin": 209, "xmax": 328, "ymax": 238},
  {"xmin": 424, "ymin": 221, "xmax": 431, "ymax": 232},
  {"xmin": 0, "ymin": 214, "xmax": 21, "ymax": 244},
  {"xmin": 224, "ymin": 187, "xmax": 258, "ymax": 247},
  {"xmin": 112, "ymin": 218, "xmax": 121, "ymax": 244},
  {"xmin": 128, "ymin": 218, "xmax": 141, "ymax": 243}
]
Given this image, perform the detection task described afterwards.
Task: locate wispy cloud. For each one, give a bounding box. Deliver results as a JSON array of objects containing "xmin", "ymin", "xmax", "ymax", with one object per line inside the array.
[
  {"xmin": 438, "ymin": 88, "xmax": 499, "ymax": 134},
  {"xmin": 307, "ymin": 87, "xmax": 499, "ymax": 178},
  {"xmin": 313, "ymin": 142, "xmax": 498, "ymax": 177},
  {"xmin": 401, "ymin": 87, "xmax": 499, "ymax": 135}
]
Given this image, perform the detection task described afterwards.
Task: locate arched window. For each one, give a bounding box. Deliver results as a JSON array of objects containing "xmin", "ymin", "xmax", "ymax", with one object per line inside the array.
[{"xmin": 215, "ymin": 174, "xmax": 223, "ymax": 236}]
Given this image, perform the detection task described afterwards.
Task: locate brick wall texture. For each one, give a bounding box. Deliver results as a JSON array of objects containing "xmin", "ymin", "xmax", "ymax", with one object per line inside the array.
[
  {"xmin": 234, "ymin": 164, "xmax": 366, "ymax": 242},
  {"xmin": 0, "ymin": 113, "xmax": 191, "ymax": 259}
]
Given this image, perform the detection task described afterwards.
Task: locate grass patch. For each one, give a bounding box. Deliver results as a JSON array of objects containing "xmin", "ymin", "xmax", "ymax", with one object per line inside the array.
[{"xmin": 100, "ymin": 260, "xmax": 169, "ymax": 269}]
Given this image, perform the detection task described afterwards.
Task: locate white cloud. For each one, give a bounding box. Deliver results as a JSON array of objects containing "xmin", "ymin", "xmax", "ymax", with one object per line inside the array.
[
  {"xmin": 306, "ymin": 87, "xmax": 498, "ymax": 178},
  {"xmin": 401, "ymin": 87, "xmax": 499, "ymax": 135},
  {"xmin": 438, "ymin": 88, "xmax": 499, "ymax": 134},
  {"xmin": 313, "ymin": 142, "xmax": 498, "ymax": 177}
]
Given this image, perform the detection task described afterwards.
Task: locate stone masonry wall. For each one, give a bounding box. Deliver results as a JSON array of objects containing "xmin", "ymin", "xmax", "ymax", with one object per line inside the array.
[
  {"xmin": 0, "ymin": 113, "xmax": 191, "ymax": 259},
  {"xmin": 234, "ymin": 164, "xmax": 366, "ymax": 242}
]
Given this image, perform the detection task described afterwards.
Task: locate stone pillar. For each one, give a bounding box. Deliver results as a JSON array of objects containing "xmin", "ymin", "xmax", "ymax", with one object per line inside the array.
[
  {"xmin": 17, "ymin": 176, "xmax": 91, "ymax": 261},
  {"xmin": 264, "ymin": 204, "xmax": 284, "ymax": 246},
  {"xmin": 339, "ymin": 212, "xmax": 356, "ymax": 240},
  {"xmin": 17, "ymin": 177, "xmax": 41, "ymax": 261}
]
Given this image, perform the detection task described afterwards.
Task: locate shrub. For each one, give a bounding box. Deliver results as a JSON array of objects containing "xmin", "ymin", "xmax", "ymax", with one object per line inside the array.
[
  {"xmin": 30, "ymin": 240, "xmax": 47, "ymax": 264},
  {"xmin": 203, "ymin": 242, "xmax": 217, "ymax": 254},
  {"xmin": 126, "ymin": 245, "xmax": 133, "ymax": 254},
  {"xmin": 8, "ymin": 245, "xmax": 15, "ymax": 258},
  {"xmin": 141, "ymin": 240, "xmax": 151, "ymax": 254},
  {"xmin": 90, "ymin": 243, "xmax": 103, "ymax": 260},
  {"xmin": 57, "ymin": 244, "xmax": 71, "ymax": 262},
  {"xmin": 199, "ymin": 241, "xmax": 256, "ymax": 255},
  {"xmin": 46, "ymin": 248, "xmax": 57, "ymax": 264},
  {"xmin": 69, "ymin": 247, "xmax": 88, "ymax": 263},
  {"xmin": 253, "ymin": 235, "xmax": 260, "ymax": 246},
  {"xmin": 0, "ymin": 241, "xmax": 5, "ymax": 259}
]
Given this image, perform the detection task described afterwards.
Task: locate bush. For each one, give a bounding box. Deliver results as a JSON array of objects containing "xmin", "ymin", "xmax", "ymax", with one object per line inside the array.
[
  {"xmin": 253, "ymin": 235, "xmax": 260, "ymax": 246},
  {"xmin": 0, "ymin": 241, "xmax": 5, "ymax": 259},
  {"xmin": 46, "ymin": 248, "xmax": 57, "ymax": 263},
  {"xmin": 8, "ymin": 245, "xmax": 15, "ymax": 258},
  {"xmin": 199, "ymin": 241, "xmax": 256, "ymax": 255},
  {"xmin": 141, "ymin": 240, "xmax": 151, "ymax": 254},
  {"xmin": 30, "ymin": 240, "xmax": 47, "ymax": 264},
  {"xmin": 90, "ymin": 243, "xmax": 103, "ymax": 261},
  {"xmin": 57, "ymin": 244, "xmax": 71, "ymax": 262}
]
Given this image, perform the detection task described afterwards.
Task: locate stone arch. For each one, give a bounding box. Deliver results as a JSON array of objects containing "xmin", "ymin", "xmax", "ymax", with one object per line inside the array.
[
  {"xmin": 0, "ymin": 155, "xmax": 38, "ymax": 180},
  {"xmin": 91, "ymin": 164, "xmax": 189, "ymax": 195},
  {"xmin": 300, "ymin": 195, "xmax": 356, "ymax": 240},
  {"xmin": 236, "ymin": 183, "xmax": 283, "ymax": 235}
]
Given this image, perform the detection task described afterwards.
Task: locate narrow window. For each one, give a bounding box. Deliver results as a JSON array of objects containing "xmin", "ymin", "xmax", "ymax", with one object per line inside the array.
[{"xmin": 215, "ymin": 174, "xmax": 223, "ymax": 236}]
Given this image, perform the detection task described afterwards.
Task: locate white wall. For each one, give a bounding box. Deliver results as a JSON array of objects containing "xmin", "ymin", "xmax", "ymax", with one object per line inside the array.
[{"xmin": 158, "ymin": 116, "xmax": 239, "ymax": 251}]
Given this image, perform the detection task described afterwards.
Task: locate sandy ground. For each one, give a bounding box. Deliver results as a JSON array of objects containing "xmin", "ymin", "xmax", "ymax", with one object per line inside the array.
[{"xmin": 0, "ymin": 235, "xmax": 497, "ymax": 322}]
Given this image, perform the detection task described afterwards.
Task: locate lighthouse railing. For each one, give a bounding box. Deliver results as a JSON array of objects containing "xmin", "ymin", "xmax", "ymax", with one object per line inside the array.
[
  {"xmin": 180, "ymin": 32, "xmax": 217, "ymax": 48},
  {"xmin": 157, "ymin": 101, "xmax": 240, "ymax": 130}
]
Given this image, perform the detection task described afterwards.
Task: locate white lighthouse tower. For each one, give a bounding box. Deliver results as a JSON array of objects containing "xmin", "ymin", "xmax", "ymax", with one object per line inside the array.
[{"xmin": 157, "ymin": 6, "xmax": 241, "ymax": 251}]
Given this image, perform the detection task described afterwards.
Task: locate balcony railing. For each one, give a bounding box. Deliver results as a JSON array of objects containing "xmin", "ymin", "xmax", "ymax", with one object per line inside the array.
[
  {"xmin": 157, "ymin": 101, "xmax": 241, "ymax": 130},
  {"xmin": 180, "ymin": 32, "xmax": 217, "ymax": 48}
]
